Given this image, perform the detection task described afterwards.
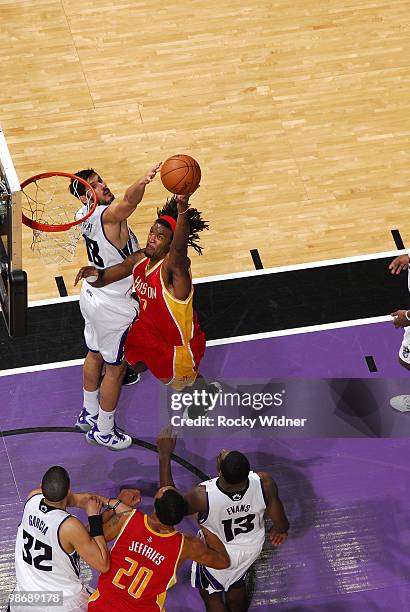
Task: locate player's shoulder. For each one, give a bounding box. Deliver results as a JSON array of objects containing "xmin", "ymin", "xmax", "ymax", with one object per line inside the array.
[
  {"xmin": 26, "ymin": 489, "xmax": 42, "ymax": 501},
  {"xmin": 58, "ymin": 514, "xmax": 83, "ymax": 537}
]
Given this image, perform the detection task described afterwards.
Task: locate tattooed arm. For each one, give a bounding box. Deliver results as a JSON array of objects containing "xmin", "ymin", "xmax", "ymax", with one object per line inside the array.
[{"xmin": 102, "ymin": 499, "xmax": 134, "ymax": 542}]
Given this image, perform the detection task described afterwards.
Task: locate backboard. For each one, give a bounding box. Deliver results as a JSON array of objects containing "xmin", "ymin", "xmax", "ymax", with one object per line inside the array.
[{"xmin": 0, "ymin": 126, "xmax": 27, "ymax": 337}]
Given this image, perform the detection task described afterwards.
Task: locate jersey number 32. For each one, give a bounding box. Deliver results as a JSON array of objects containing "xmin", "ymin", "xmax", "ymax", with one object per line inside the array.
[{"xmin": 22, "ymin": 530, "xmax": 52, "ymax": 571}]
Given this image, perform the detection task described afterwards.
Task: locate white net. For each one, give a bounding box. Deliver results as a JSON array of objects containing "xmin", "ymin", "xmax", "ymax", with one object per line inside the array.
[
  {"xmin": 31, "ymin": 225, "xmax": 82, "ymax": 264},
  {"xmin": 22, "ymin": 174, "xmax": 95, "ymax": 263}
]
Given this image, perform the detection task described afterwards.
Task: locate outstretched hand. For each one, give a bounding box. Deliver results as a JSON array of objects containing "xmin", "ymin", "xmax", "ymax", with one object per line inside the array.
[
  {"xmin": 269, "ymin": 527, "xmax": 288, "ymax": 546},
  {"xmin": 174, "ymin": 194, "xmax": 191, "ymax": 213},
  {"xmin": 117, "ymin": 488, "xmax": 141, "ymax": 508},
  {"xmin": 388, "ymin": 255, "xmax": 409, "ymax": 275},
  {"xmin": 141, "ymin": 162, "xmax": 162, "ymax": 185},
  {"xmin": 74, "ymin": 266, "xmax": 99, "ymax": 286},
  {"xmin": 85, "ymin": 496, "xmax": 104, "ymax": 517},
  {"xmin": 391, "ymin": 310, "xmax": 410, "ymax": 328}
]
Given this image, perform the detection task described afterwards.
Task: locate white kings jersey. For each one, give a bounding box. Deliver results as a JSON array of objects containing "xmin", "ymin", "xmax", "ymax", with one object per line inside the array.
[
  {"xmin": 14, "ymin": 494, "xmax": 83, "ymax": 596},
  {"xmin": 198, "ymin": 471, "xmax": 267, "ymax": 553},
  {"xmin": 77, "ymin": 204, "xmax": 139, "ymax": 299}
]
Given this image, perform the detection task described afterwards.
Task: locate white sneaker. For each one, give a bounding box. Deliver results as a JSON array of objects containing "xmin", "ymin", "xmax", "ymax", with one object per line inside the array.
[
  {"xmin": 86, "ymin": 424, "xmax": 133, "ymax": 450},
  {"xmin": 390, "ymin": 395, "xmax": 410, "ymax": 413},
  {"xmin": 210, "ymin": 381, "xmax": 222, "ymax": 394},
  {"xmin": 75, "ymin": 407, "xmax": 98, "ymax": 432}
]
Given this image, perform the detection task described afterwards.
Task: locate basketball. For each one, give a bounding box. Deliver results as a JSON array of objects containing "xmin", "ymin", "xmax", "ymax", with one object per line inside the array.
[{"xmin": 160, "ymin": 154, "xmax": 201, "ymax": 195}]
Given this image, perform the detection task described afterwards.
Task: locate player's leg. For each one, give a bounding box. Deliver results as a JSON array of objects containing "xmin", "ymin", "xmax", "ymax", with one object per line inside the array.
[
  {"xmin": 87, "ymin": 361, "xmax": 133, "ymax": 450},
  {"xmin": 81, "ymin": 291, "xmax": 137, "ymax": 449},
  {"xmin": 77, "ymin": 288, "xmax": 103, "ymax": 431},
  {"xmin": 225, "ymin": 582, "xmax": 248, "ymax": 612},
  {"xmin": 76, "ymin": 287, "xmax": 104, "ymax": 431},
  {"xmin": 76, "ymin": 351, "xmax": 103, "ymax": 431},
  {"xmin": 199, "ymin": 589, "xmax": 227, "ymax": 612},
  {"xmin": 390, "ymin": 328, "xmax": 410, "ymax": 412}
]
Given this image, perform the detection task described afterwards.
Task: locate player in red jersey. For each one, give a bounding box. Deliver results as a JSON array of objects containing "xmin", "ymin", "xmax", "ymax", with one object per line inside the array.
[
  {"xmin": 88, "ymin": 487, "xmax": 230, "ymax": 611},
  {"xmin": 75, "ymin": 193, "xmax": 219, "ymax": 403}
]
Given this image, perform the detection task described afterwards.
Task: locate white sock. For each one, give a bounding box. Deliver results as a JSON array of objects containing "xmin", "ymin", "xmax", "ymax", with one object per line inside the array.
[
  {"xmin": 97, "ymin": 406, "xmax": 116, "ymax": 434},
  {"xmin": 83, "ymin": 389, "xmax": 99, "ymax": 416}
]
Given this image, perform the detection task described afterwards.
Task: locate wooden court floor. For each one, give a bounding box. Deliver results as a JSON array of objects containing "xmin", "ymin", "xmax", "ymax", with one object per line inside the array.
[{"xmin": 1, "ymin": 0, "xmax": 410, "ymax": 300}]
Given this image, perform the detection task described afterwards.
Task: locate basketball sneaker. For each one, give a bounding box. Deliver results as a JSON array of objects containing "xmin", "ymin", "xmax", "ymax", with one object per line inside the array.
[
  {"xmin": 75, "ymin": 408, "xmax": 98, "ymax": 432},
  {"xmin": 390, "ymin": 395, "xmax": 410, "ymax": 412},
  {"xmin": 183, "ymin": 381, "xmax": 222, "ymax": 419},
  {"xmin": 86, "ymin": 424, "xmax": 133, "ymax": 451},
  {"xmin": 122, "ymin": 369, "xmax": 141, "ymax": 386}
]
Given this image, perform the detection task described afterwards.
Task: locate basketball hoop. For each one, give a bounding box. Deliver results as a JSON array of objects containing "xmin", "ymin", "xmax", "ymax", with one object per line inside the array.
[{"xmin": 21, "ymin": 172, "xmax": 97, "ymax": 263}]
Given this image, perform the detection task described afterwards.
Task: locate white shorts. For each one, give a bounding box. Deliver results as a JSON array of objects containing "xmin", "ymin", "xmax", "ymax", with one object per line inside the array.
[
  {"xmin": 80, "ymin": 282, "xmax": 138, "ymax": 365},
  {"xmin": 191, "ymin": 545, "xmax": 262, "ymax": 593},
  {"xmin": 9, "ymin": 586, "xmax": 91, "ymax": 612},
  {"xmin": 399, "ymin": 327, "xmax": 410, "ymax": 364}
]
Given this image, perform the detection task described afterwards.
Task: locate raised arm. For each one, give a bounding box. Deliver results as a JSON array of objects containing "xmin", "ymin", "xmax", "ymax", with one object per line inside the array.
[
  {"xmin": 102, "ymin": 504, "xmax": 134, "ymax": 542},
  {"xmin": 156, "ymin": 428, "xmax": 208, "ymax": 516},
  {"xmin": 74, "ymin": 250, "xmax": 145, "ymax": 288},
  {"xmin": 66, "ymin": 491, "xmax": 109, "ymax": 509},
  {"xmin": 259, "ymin": 472, "xmax": 289, "ymax": 546},
  {"xmin": 180, "ymin": 528, "xmax": 229, "ymax": 570},
  {"xmin": 157, "ymin": 426, "xmax": 177, "ymax": 488},
  {"xmin": 104, "ymin": 163, "xmax": 162, "ymax": 223},
  {"xmin": 162, "ymin": 195, "xmax": 192, "ymax": 300},
  {"xmin": 62, "ymin": 497, "xmax": 110, "ymax": 573}
]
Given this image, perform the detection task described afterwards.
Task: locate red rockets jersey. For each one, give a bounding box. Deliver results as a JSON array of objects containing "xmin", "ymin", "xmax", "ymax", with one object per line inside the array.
[
  {"xmin": 89, "ymin": 510, "xmax": 184, "ymax": 611},
  {"xmin": 125, "ymin": 257, "xmax": 206, "ymax": 390},
  {"xmin": 131, "ymin": 257, "xmax": 200, "ymax": 347}
]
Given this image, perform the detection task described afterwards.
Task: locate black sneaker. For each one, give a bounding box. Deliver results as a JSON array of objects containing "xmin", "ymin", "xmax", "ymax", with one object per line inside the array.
[{"xmin": 123, "ymin": 367, "xmax": 141, "ymax": 386}]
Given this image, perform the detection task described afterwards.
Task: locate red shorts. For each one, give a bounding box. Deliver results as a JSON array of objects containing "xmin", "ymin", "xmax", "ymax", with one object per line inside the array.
[
  {"xmin": 124, "ymin": 319, "xmax": 206, "ymax": 391},
  {"xmin": 88, "ymin": 590, "xmax": 160, "ymax": 611}
]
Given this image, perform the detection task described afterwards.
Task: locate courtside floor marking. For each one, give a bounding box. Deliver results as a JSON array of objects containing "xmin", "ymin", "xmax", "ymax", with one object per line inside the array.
[
  {"xmin": 0, "ymin": 314, "xmax": 392, "ymax": 377},
  {"xmin": 27, "ymin": 249, "xmax": 407, "ymax": 308}
]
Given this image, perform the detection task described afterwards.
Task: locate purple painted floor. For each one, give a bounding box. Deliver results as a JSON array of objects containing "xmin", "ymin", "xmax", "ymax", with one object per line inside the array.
[{"xmin": 1, "ymin": 321, "xmax": 410, "ymax": 610}]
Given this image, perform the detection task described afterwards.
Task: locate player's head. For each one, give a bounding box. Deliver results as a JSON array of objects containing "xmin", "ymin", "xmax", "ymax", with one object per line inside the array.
[
  {"xmin": 144, "ymin": 196, "xmax": 209, "ymax": 260},
  {"xmin": 153, "ymin": 486, "xmax": 187, "ymax": 526},
  {"xmin": 69, "ymin": 169, "xmax": 115, "ymax": 206},
  {"xmin": 41, "ymin": 466, "xmax": 70, "ymax": 503},
  {"xmin": 218, "ymin": 450, "xmax": 250, "ymax": 485}
]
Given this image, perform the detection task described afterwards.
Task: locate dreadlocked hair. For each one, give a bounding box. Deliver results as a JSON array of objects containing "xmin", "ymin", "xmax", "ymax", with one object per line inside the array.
[{"xmin": 156, "ymin": 196, "xmax": 209, "ymax": 255}]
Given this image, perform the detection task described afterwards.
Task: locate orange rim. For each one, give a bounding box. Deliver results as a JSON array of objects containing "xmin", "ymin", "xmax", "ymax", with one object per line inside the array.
[{"xmin": 21, "ymin": 171, "xmax": 97, "ymax": 232}]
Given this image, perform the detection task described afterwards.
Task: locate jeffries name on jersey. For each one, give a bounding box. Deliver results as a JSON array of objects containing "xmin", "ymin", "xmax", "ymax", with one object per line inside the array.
[{"xmin": 127, "ymin": 540, "xmax": 165, "ymax": 566}]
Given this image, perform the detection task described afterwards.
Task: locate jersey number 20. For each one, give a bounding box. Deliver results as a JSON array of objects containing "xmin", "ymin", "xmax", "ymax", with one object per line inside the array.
[
  {"xmin": 221, "ymin": 514, "xmax": 256, "ymax": 543},
  {"xmin": 112, "ymin": 557, "xmax": 153, "ymax": 599}
]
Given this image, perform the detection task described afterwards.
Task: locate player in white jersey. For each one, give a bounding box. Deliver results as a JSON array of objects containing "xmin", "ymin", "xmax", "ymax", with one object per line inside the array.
[
  {"xmin": 9, "ymin": 466, "xmax": 110, "ymax": 612},
  {"xmin": 70, "ymin": 163, "xmax": 161, "ymax": 450},
  {"xmin": 388, "ymin": 253, "xmax": 410, "ymax": 411},
  {"xmin": 157, "ymin": 435, "xmax": 289, "ymax": 611}
]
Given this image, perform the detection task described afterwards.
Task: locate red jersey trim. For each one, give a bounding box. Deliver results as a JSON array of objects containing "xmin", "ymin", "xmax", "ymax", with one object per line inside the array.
[
  {"xmin": 159, "ymin": 266, "xmax": 193, "ymax": 305},
  {"xmin": 145, "ymin": 258, "xmax": 165, "ymax": 277},
  {"xmin": 132, "ymin": 256, "xmax": 147, "ymax": 275},
  {"xmin": 169, "ymin": 533, "xmax": 184, "ymax": 588}
]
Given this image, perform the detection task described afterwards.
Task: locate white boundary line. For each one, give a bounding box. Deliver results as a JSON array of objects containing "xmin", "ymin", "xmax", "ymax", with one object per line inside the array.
[
  {"xmin": 0, "ymin": 358, "xmax": 84, "ymax": 377},
  {"xmin": 27, "ymin": 248, "xmax": 406, "ymax": 307},
  {"xmin": 0, "ymin": 314, "xmax": 393, "ymax": 377},
  {"xmin": 206, "ymin": 314, "xmax": 392, "ymax": 346},
  {"xmin": 193, "ymin": 249, "xmax": 407, "ymax": 284}
]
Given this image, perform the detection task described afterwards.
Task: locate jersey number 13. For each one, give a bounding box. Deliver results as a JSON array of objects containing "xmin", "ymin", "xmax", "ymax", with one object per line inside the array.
[{"xmin": 221, "ymin": 514, "xmax": 256, "ymax": 543}]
